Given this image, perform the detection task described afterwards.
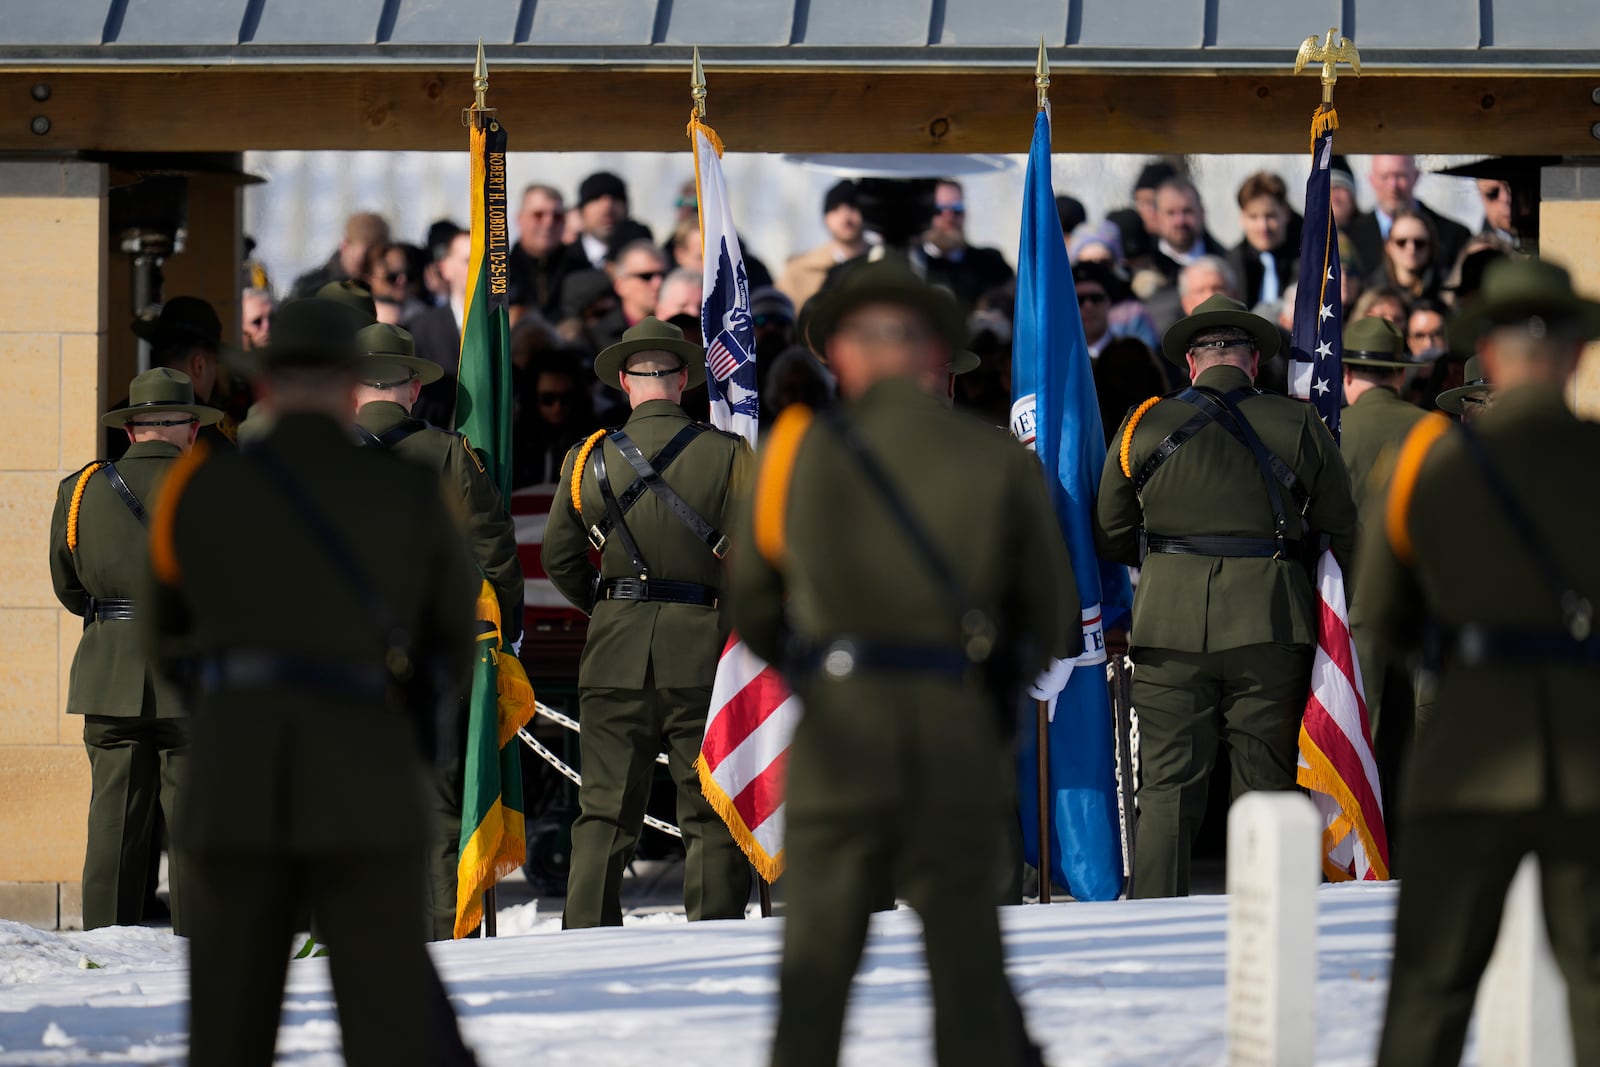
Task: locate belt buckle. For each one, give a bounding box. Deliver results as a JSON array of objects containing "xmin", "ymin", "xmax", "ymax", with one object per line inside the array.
[
  {"xmin": 587, "ymin": 525, "xmax": 608, "ymax": 551},
  {"xmin": 711, "ymin": 534, "xmax": 731, "ymax": 560},
  {"xmin": 821, "ymin": 640, "xmax": 857, "ymax": 680}
]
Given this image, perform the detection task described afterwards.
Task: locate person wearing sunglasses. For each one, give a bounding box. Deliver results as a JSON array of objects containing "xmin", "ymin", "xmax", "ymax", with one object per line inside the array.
[
  {"xmin": 510, "ymin": 183, "xmax": 588, "ymax": 324},
  {"xmin": 1373, "ymin": 207, "xmax": 1445, "ymax": 303},
  {"xmin": 605, "ymin": 240, "xmax": 670, "ymax": 330},
  {"xmin": 1347, "ymin": 155, "xmax": 1471, "ymax": 285},
  {"xmin": 920, "ymin": 178, "xmax": 1014, "ymax": 306}
]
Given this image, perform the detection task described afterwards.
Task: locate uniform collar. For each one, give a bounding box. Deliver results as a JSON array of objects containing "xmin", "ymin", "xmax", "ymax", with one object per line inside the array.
[
  {"xmin": 357, "ymin": 400, "xmax": 421, "ymax": 435},
  {"xmin": 1352, "ymin": 384, "xmax": 1402, "ymax": 407},
  {"xmin": 625, "ymin": 398, "xmax": 688, "ymax": 423},
  {"xmin": 121, "ymin": 439, "xmax": 183, "ymax": 460},
  {"xmin": 847, "ymin": 375, "xmax": 940, "ymax": 414},
  {"xmin": 1192, "ymin": 364, "xmax": 1254, "ymax": 392},
  {"xmin": 1480, "ymin": 382, "xmax": 1571, "ymax": 425}
]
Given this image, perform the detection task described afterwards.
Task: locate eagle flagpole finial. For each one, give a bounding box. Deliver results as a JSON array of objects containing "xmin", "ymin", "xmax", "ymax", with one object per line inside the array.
[{"xmin": 1294, "ymin": 27, "xmax": 1360, "ymax": 106}]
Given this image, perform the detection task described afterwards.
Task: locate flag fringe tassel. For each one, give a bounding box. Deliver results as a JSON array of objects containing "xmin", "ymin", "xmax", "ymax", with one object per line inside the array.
[
  {"xmin": 453, "ymin": 800, "xmax": 526, "ymax": 939},
  {"xmin": 495, "ymin": 653, "xmax": 538, "ymax": 749},
  {"xmin": 695, "ymin": 753, "xmax": 784, "ymax": 884},
  {"xmin": 1309, "ymin": 105, "xmax": 1339, "ymax": 153},
  {"xmin": 1296, "ymin": 726, "xmax": 1390, "ymax": 882}
]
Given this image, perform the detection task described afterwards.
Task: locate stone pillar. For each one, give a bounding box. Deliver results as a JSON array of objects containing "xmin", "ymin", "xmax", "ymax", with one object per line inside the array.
[
  {"xmin": 0, "ymin": 159, "xmax": 107, "ymax": 929},
  {"xmin": 1540, "ymin": 163, "xmax": 1600, "ymax": 418}
]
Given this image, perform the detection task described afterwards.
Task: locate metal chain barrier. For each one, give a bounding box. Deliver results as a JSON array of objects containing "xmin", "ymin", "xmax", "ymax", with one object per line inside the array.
[{"xmin": 519, "ymin": 704, "xmax": 682, "ymax": 839}]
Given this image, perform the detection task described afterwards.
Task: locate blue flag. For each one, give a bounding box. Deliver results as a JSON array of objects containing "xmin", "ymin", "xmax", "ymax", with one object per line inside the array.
[
  {"xmin": 1289, "ymin": 123, "xmax": 1344, "ymax": 443},
  {"xmin": 1010, "ymin": 110, "xmax": 1132, "ymax": 901}
]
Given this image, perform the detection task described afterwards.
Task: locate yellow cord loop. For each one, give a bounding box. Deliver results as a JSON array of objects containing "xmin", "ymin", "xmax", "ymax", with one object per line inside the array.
[
  {"xmin": 150, "ymin": 441, "xmax": 211, "ymax": 585},
  {"xmin": 66, "ymin": 462, "xmax": 108, "ymax": 554},
  {"xmin": 1119, "ymin": 397, "xmax": 1163, "ymax": 480},
  {"xmin": 753, "ymin": 405, "xmax": 814, "ymax": 566},
  {"xmin": 1384, "ymin": 413, "xmax": 1451, "ymax": 566},
  {"xmin": 569, "ymin": 430, "xmax": 608, "ymax": 518}
]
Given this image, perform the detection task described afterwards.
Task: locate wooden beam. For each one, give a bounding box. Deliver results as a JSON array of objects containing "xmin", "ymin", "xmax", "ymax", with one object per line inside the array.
[{"xmin": 4, "ymin": 69, "xmax": 1598, "ymax": 155}]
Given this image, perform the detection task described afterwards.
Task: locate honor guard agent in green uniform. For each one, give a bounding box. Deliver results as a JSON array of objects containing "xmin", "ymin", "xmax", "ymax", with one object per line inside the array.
[
  {"xmin": 1096, "ymin": 294, "xmax": 1358, "ymax": 898},
  {"xmin": 1339, "ymin": 316, "xmax": 1429, "ymax": 836},
  {"xmin": 351, "ymin": 321, "xmax": 524, "ymax": 941},
  {"xmin": 730, "ymin": 260, "xmax": 1078, "ymax": 1067},
  {"xmin": 49, "ymin": 368, "xmax": 221, "ymax": 932},
  {"xmin": 1435, "ymin": 353, "xmax": 1493, "ymax": 421},
  {"xmin": 145, "ymin": 298, "xmax": 480, "ymax": 1067},
  {"xmin": 543, "ymin": 317, "xmax": 753, "ymax": 929},
  {"xmin": 1366, "ymin": 259, "xmax": 1600, "ymax": 1067}
]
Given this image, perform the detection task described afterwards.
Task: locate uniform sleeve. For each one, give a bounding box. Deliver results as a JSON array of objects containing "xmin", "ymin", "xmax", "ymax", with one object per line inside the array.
[
  {"xmin": 1011, "ymin": 448, "xmax": 1080, "ymax": 671},
  {"xmin": 540, "ymin": 442, "xmax": 599, "ymax": 614},
  {"xmin": 1303, "ymin": 412, "xmax": 1360, "ymax": 579},
  {"xmin": 141, "ymin": 470, "xmax": 197, "ymax": 679},
  {"xmin": 1351, "ymin": 475, "xmax": 1423, "ymax": 659},
  {"xmin": 422, "ymin": 481, "xmax": 481, "ymax": 701},
  {"xmin": 48, "ymin": 479, "xmax": 86, "ymax": 616},
  {"xmin": 449, "ymin": 439, "xmax": 525, "ymax": 644},
  {"xmin": 726, "ymin": 440, "xmax": 789, "ymax": 668},
  {"xmin": 1094, "ymin": 414, "xmax": 1143, "ymax": 567}
]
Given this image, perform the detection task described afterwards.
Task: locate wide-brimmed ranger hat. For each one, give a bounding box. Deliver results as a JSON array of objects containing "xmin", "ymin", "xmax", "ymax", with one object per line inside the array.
[
  {"xmin": 1342, "ymin": 317, "xmax": 1420, "ymax": 369},
  {"xmin": 807, "ymin": 257, "xmax": 969, "ymax": 358},
  {"xmin": 317, "ymin": 281, "xmax": 379, "ymax": 325},
  {"xmin": 1447, "ymin": 257, "xmax": 1600, "ymax": 353},
  {"xmin": 230, "ymin": 297, "xmax": 367, "ymax": 378},
  {"xmin": 594, "ymin": 317, "xmax": 707, "ymax": 390},
  {"xmin": 1160, "ymin": 293, "xmax": 1282, "ymax": 366},
  {"xmin": 355, "ymin": 323, "xmax": 443, "ymax": 385},
  {"xmin": 1436, "ymin": 354, "xmax": 1492, "ymax": 415},
  {"xmin": 101, "ymin": 367, "xmax": 223, "ymax": 428},
  {"xmin": 131, "ymin": 296, "xmax": 240, "ymax": 361}
]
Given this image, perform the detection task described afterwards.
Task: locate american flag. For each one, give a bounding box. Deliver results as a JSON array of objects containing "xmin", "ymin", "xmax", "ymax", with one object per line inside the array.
[
  {"xmin": 690, "ymin": 114, "xmax": 791, "ymax": 882},
  {"xmin": 510, "ymin": 484, "xmax": 590, "ymax": 675},
  {"xmin": 1291, "ymin": 113, "xmax": 1390, "ymax": 881}
]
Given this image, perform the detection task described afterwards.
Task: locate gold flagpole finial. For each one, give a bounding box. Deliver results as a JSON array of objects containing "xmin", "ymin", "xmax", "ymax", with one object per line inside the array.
[
  {"xmin": 1035, "ymin": 38, "xmax": 1050, "ymax": 111},
  {"xmin": 1293, "ymin": 27, "xmax": 1360, "ymax": 106},
  {"xmin": 465, "ymin": 39, "xmax": 497, "ymax": 127},
  {"xmin": 691, "ymin": 46, "xmax": 708, "ymax": 119}
]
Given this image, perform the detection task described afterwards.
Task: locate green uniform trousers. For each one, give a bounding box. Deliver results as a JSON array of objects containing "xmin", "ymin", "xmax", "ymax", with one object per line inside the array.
[
  {"xmin": 773, "ymin": 805, "xmax": 1034, "ymax": 1067},
  {"xmin": 81, "ymin": 715, "xmax": 188, "ymax": 932},
  {"xmin": 428, "ymin": 768, "xmax": 463, "ymax": 942},
  {"xmin": 1131, "ymin": 642, "xmax": 1311, "ymax": 898},
  {"xmin": 183, "ymin": 846, "xmax": 437, "ymax": 1067},
  {"xmin": 1377, "ymin": 811, "xmax": 1600, "ymax": 1067},
  {"xmin": 564, "ymin": 682, "xmax": 750, "ymax": 928}
]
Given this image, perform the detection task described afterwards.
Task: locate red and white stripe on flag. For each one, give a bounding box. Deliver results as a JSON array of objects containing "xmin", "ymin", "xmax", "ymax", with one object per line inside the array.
[
  {"xmin": 695, "ymin": 636, "xmax": 800, "ymax": 883},
  {"xmin": 1295, "ymin": 549, "xmax": 1391, "ymax": 881}
]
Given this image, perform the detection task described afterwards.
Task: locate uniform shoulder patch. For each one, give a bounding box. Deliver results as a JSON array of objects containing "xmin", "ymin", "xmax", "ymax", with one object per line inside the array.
[
  {"xmin": 1383, "ymin": 412, "xmax": 1452, "ymax": 566},
  {"xmin": 458, "ymin": 434, "xmax": 488, "ymax": 475}
]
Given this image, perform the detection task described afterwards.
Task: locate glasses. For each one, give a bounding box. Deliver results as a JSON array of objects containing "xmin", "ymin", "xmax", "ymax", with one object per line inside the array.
[
  {"xmin": 936, "ymin": 202, "xmax": 966, "ymax": 215},
  {"xmin": 1408, "ymin": 328, "xmax": 1446, "ymax": 340},
  {"xmin": 538, "ymin": 391, "xmax": 572, "ymax": 406},
  {"xmin": 382, "ymin": 270, "xmax": 408, "ymax": 284},
  {"xmin": 1482, "ymin": 186, "xmax": 1504, "ymax": 202},
  {"xmin": 1392, "ymin": 236, "xmax": 1429, "ymax": 250},
  {"xmin": 527, "ymin": 209, "xmax": 565, "ymax": 220},
  {"xmin": 675, "ymin": 196, "xmax": 698, "ymax": 210},
  {"xmin": 625, "ymin": 270, "xmax": 665, "ymax": 283},
  {"xmin": 1077, "ymin": 291, "xmax": 1109, "ymax": 307}
]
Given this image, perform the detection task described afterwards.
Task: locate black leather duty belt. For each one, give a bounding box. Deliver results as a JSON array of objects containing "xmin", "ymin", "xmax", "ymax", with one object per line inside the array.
[
  {"xmin": 795, "ymin": 638, "xmax": 975, "ymax": 681},
  {"xmin": 85, "ymin": 597, "xmax": 136, "ymax": 623},
  {"xmin": 598, "ymin": 577, "xmax": 720, "ymax": 608},
  {"xmin": 1447, "ymin": 626, "xmax": 1600, "ymax": 669},
  {"xmin": 1143, "ymin": 533, "xmax": 1305, "ymax": 561},
  {"xmin": 197, "ymin": 652, "xmax": 395, "ymax": 699}
]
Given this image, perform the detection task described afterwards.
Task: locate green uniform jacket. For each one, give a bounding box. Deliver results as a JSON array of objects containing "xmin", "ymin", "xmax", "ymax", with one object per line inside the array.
[
  {"xmin": 1096, "ymin": 364, "xmax": 1359, "ymax": 652},
  {"xmin": 728, "ymin": 379, "xmax": 1079, "ymax": 813},
  {"xmin": 1355, "ymin": 384, "xmax": 1600, "ymax": 815},
  {"xmin": 357, "ymin": 400, "xmax": 524, "ymax": 643},
  {"xmin": 50, "ymin": 441, "xmax": 185, "ymax": 718},
  {"xmin": 144, "ymin": 413, "xmax": 478, "ymax": 852},
  {"xmin": 543, "ymin": 398, "xmax": 753, "ymax": 690},
  {"xmin": 1340, "ymin": 385, "xmax": 1428, "ymax": 514}
]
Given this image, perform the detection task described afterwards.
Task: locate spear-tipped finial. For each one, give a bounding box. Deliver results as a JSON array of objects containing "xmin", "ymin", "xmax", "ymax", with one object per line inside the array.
[
  {"xmin": 691, "ymin": 46, "xmax": 707, "ymax": 119},
  {"xmin": 1035, "ymin": 38, "xmax": 1050, "ymax": 111},
  {"xmin": 1293, "ymin": 27, "xmax": 1360, "ymax": 106},
  {"xmin": 473, "ymin": 39, "xmax": 489, "ymax": 112}
]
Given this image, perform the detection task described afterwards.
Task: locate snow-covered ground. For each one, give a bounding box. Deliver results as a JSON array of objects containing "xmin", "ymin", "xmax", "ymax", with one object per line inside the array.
[{"xmin": 0, "ymin": 883, "xmax": 1409, "ymax": 1066}]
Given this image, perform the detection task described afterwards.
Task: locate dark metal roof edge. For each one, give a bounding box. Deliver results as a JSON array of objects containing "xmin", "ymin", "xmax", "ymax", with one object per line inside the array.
[{"xmin": 0, "ymin": 44, "xmax": 1598, "ymax": 74}]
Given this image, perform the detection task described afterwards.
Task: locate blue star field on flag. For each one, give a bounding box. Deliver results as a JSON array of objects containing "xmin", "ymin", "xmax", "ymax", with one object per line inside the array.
[{"xmin": 1290, "ymin": 128, "xmax": 1344, "ymax": 445}]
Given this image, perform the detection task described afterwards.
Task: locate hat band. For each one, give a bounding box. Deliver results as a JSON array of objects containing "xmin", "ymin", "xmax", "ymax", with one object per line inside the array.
[
  {"xmin": 1345, "ymin": 349, "xmax": 1406, "ymax": 362},
  {"xmin": 121, "ymin": 398, "xmax": 195, "ymax": 411},
  {"xmin": 622, "ymin": 363, "xmax": 688, "ymax": 378}
]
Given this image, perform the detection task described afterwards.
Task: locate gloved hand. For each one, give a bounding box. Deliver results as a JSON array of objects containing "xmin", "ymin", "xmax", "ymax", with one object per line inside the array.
[{"xmin": 1028, "ymin": 657, "xmax": 1075, "ymax": 719}]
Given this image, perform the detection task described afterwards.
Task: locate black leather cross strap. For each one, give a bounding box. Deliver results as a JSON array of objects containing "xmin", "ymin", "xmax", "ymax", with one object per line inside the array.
[
  {"xmin": 599, "ymin": 577, "xmax": 719, "ymax": 608},
  {"xmin": 1456, "ymin": 421, "xmax": 1593, "ymax": 641},
  {"xmin": 586, "ymin": 424, "xmax": 706, "ymax": 549},
  {"xmin": 101, "ymin": 463, "xmax": 149, "ymax": 526},
  {"xmin": 1132, "ymin": 402, "xmax": 1218, "ymax": 494},
  {"xmin": 354, "ymin": 422, "xmax": 423, "ymax": 450},
  {"xmin": 591, "ymin": 444, "xmax": 652, "ymax": 578},
  {"xmin": 608, "ymin": 429, "xmax": 731, "ymax": 559}
]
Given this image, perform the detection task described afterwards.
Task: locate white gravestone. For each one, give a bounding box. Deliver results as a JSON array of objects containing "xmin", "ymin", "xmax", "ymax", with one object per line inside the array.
[
  {"xmin": 1473, "ymin": 854, "xmax": 1574, "ymax": 1067},
  {"xmin": 1225, "ymin": 791, "xmax": 1320, "ymax": 1067}
]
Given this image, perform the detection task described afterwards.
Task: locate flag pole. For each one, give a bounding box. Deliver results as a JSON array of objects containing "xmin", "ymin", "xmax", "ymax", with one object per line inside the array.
[{"xmin": 1032, "ymin": 38, "xmax": 1054, "ymax": 907}]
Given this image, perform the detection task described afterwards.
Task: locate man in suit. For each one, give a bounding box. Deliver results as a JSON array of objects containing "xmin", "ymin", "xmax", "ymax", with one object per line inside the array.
[
  {"xmin": 542, "ymin": 317, "xmax": 753, "ymax": 928},
  {"xmin": 730, "ymin": 258, "xmax": 1073, "ymax": 1066},
  {"xmin": 1149, "ymin": 177, "xmax": 1224, "ymax": 285},
  {"xmin": 509, "ymin": 183, "xmax": 589, "ymax": 323},
  {"xmin": 1346, "ymin": 155, "xmax": 1471, "ymax": 278},
  {"xmin": 1096, "ymin": 295, "xmax": 1358, "ymax": 897},
  {"xmin": 107, "ymin": 297, "xmax": 236, "ymax": 460},
  {"xmin": 920, "ymin": 179, "xmax": 1015, "ymax": 305},
  {"xmin": 50, "ymin": 368, "xmax": 222, "ymax": 932},
  {"xmin": 1367, "ymin": 258, "xmax": 1600, "ymax": 1067},
  {"xmin": 146, "ymin": 297, "xmax": 479, "ymax": 1067},
  {"xmin": 352, "ymin": 321, "xmax": 524, "ymax": 940}
]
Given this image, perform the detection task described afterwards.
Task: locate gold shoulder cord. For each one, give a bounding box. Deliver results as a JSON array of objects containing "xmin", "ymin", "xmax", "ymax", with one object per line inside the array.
[
  {"xmin": 1384, "ymin": 412, "xmax": 1451, "ymax": 565},
  {"xmin": 753, "ymin": 405, "xmax": 814, "ymax": 566},
  {"xmin": 569, "ymin": 430, "xmax": 608, "ymax": 518},
  {"xmin": 1118, "ymin": 396, "xmax": 1163, "ymax": 480},
  {"xmin": 150, "ymin": 441, "xmax": 211, "ymax": 585},
  {"xmin": 66, "ymin": 462, "xmax": 108, "ymax": 553}
]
